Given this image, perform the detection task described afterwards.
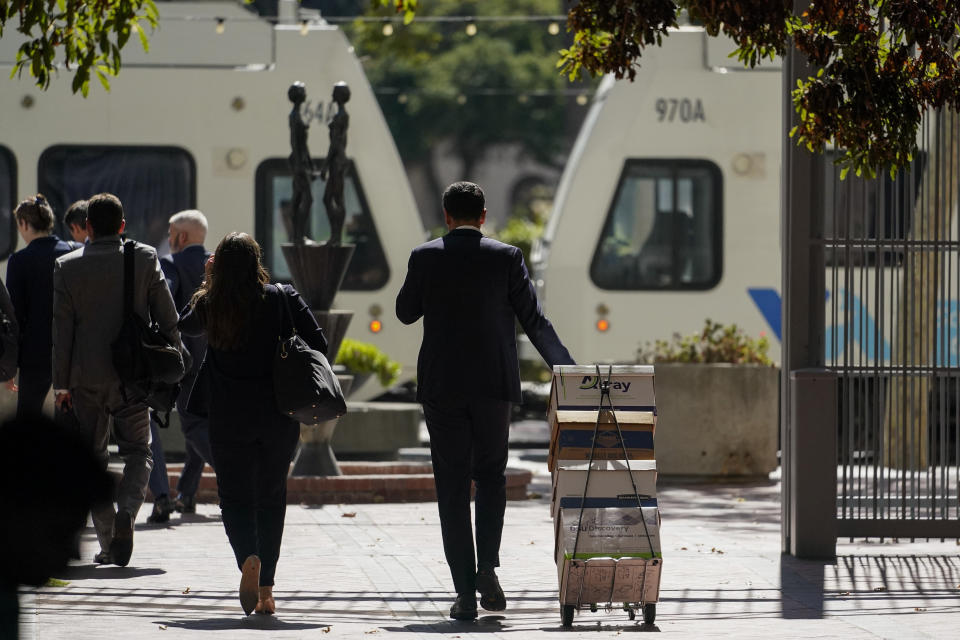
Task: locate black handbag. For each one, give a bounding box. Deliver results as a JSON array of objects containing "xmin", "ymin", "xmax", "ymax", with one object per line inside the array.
[
  {"xmin": 111, "ymin": 240, "xmax": 186, "ymax": 418},
  {"xmin": 273, "ymin": 286, "xmax": 345, "ymax": 424}
]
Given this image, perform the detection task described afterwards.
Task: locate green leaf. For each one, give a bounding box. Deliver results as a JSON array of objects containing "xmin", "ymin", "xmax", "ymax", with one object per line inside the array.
[
  {"xmin": 95, "ymin": 67, "xmax": 110, "ymax": 92},
  {"xmin": 136, "ymin": 20, "xmax": 148, "ymax": 51}
]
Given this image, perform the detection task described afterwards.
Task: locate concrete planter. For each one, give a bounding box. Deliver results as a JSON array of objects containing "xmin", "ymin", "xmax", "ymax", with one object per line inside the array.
[
  {"xmin": 331, "ymin": 401, "xmax": 422, "ymax": 460},
  {"xmin": 654, "ymin": 363, "xmax": 779, "ymax": 479}
]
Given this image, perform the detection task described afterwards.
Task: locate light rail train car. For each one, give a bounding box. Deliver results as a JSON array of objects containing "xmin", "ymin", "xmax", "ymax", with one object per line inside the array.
[
  {"xmin": 0, "ymin": 1, "xmax": 425, "ymax": 399},
  {"xmin": 533, "ymin": 27, "xmax": 784, "ymax": 364},
  {"xmin": 535, "ymin": 26, "xmax": 960, "ymax": 371}
]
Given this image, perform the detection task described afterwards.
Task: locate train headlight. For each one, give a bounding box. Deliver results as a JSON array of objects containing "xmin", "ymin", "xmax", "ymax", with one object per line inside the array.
[
  {"xmin": 369, "ymin": 319, "xmax": 383, "ymax": 333},
  {"xmin": 596, "ymin": 318, "xmax": 610, "ymax": 332}
]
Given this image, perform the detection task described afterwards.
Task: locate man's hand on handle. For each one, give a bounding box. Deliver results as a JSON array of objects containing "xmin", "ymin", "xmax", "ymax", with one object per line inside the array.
[{"xmin": 55, "ymin": 391, "xmax": 72, "ymax": 412}]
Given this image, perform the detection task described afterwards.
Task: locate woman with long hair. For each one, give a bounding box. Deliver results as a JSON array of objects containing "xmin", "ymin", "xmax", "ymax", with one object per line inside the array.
[{"xmin": 180, "ymin": 232, "xmax": 327, "ymax": 615}]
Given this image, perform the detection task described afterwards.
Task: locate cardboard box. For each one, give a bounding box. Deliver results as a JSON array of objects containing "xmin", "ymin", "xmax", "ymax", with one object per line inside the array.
[
  {"xmin": 549, "ymin": 365, "xmax": 656, "ymax": 415},
  {"xmin": 551, "ymin": 459, "xmax": 657, "ymax": 517},
  {"xmin": 557, "ymin": 556, "xmax": 663, "ymax": 605},
  {"xmin": 555, "ymin": 502, "xmax": 661, "ymax": 554},
  {"xmin": 548, "ymin": 409, "xmax": 655, "ymax": 471}
]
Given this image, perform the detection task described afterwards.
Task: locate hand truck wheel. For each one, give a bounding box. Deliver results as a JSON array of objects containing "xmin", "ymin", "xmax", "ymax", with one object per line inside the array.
[
  {"xmin": 561, "ymin": 604, "xmax": 575, "ymax": 627},
  {"xmin": 643, "ymin": 603, "xmax": 656, "ymax": 625}
]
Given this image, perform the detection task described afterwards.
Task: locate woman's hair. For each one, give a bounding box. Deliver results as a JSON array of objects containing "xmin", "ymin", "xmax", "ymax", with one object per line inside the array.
[
  {"xmin": 190, "ymin": 232, "xmax": 270, "ymax": 350},
  {"xmin": 14, "ymin": 194, "xmax": 55, "ymax": 233}
]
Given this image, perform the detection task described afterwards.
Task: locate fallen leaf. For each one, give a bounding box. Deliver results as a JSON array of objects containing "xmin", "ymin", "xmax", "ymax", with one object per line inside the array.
[
  {"xmin": 365, "ymin": 630, "xmax": 379, "ymax": 634},
  {"xmin": 158, "ymin": 625, "xmax": 167, "ymax": 630},
  {"xmin": 915, "ymin": 607, "xmax": 927, "ymax": 612},
  {"xmin": 182, "ymin": 587, "xmax": 190, "ymax": 594},
  {"xmin": 736, "ymin": 497, "xmax": 745, "ymax": 502},
  {"xmin": 322, "ymin": 627, "xmax": 332, "ymax": 633},
  {"xmin": 529, "ymin": 541, "xmax": 536, "ymax": 545},
  {"xmin": 680, "ymin": 546, "xmax": 688, "ymax": 550},
  {"xmin": 342, "ymin": 512, "xmax": 357, "ymax": 518}
]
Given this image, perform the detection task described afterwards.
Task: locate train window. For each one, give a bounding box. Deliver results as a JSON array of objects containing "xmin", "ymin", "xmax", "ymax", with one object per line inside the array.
[
  {"xmin": 590, "ymin": 159, "xmax": 723, "ymax": 290},
  {"xmin": 38, "ymin": 146, "xmax": 196, "ymax": 251},
  {"xmin": 255, "ymin": 158, "xmax": 389, "ymax": 290},
  {"xmin": 0, "ymin": 147, "xmax": 16, "ymax": 260}
]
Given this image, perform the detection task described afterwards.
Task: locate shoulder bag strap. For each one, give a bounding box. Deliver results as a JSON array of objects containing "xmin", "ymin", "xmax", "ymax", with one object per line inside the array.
[
  {"xmin": 276, "ymin": 284, "xmax": 296, "ymax": 340},
  {"xmin": 123, "ymin": 240, "xmax": 135, "ymax": 318}
]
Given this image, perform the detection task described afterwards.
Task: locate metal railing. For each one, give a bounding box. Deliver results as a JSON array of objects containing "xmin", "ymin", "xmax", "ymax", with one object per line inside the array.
[{"xmin": 823, "ymin": 110, "xmax": 960, "ymax": 539}]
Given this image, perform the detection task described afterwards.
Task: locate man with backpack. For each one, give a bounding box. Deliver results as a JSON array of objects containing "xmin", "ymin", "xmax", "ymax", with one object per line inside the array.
[{"xmin": 52, "ymin": 192, "xmax": 180, "ymax": 567}]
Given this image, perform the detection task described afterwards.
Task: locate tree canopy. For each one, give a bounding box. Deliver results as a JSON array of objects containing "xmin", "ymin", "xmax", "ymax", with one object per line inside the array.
[
  {"xmin": 0, "ymin": 0, "xmax": 158, "ymax": 95},
  {"xmin": 356, "ymin": 0, "xmax": 588, "ymax": 200},
  {"xmin": 556, "ymin": 0, "xmax": 960, "ymax": 179}
]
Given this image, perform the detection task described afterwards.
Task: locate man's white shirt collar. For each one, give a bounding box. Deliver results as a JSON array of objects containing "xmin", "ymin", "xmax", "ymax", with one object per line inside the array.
[{"xmin": 455, "ymin": 224, "xmax": 482, "ymax": 233}]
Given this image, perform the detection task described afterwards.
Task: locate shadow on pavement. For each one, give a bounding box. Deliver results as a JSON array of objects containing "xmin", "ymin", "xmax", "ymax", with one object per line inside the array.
[
  {"xmin": 155, "ymin": 616, "xmax": 330, "ymax": 631},
  {"xmin": 780, "ymin": 553, "xmax": 960, "ymax": 619},
  {"xmin": 60, "ymin": 565, "xmax": 166, "ymax": 580}
]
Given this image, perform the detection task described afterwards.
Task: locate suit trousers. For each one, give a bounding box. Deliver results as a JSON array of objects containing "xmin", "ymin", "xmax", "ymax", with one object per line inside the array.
[
  {"xmin": 423, "ymin": 396, "xmax": 511, "ymax": 596},
  {"xmin": 72, "ymin": 384, "xmax": 153, "ymax": 552},
  {"xmin": 210, "ymin": 418, "xmax": 299, "ymax": 587},
  {"xmin": 147, "ymin": 416, "xmax": 170, "ymax": 499},
  {"xmin": 16, "ymin": 366, "xmax": 51, "ymax": 418},
  {"xmin": 176, "ymin": 407, "xmax": 214, "ymax": 498}
]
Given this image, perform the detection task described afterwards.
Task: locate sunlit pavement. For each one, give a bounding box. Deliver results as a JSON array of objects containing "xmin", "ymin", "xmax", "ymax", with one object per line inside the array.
[{"xmin": 18, "ymin": 448, "xmax": 960, "ymax": 639}]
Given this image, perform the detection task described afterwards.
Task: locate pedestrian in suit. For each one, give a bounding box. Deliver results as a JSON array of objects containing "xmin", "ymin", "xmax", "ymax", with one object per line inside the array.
[
  {"xmin": 146, "ymin": 209, "xmax": 216, "ymax": 523},
  {"xmin": 396, "ymin": 181, "xmax": 575, "ymax": 620},
  {"xmin": 6, "ymin": 195, "xmax": 77, "ymax": 417},
  {"xmin": 63, "ymin": 199, "xmax": 89, "ymax": 245},
  {"xmin": 179, "ymin": 232, "xmax": 327, "ymax": 616},
  {"xmin": 52, "ymin": 193, "xmax": 181, "ymax": 567}
]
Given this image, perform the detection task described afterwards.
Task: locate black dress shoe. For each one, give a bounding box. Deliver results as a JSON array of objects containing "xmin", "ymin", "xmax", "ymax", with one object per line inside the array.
[
  {"xmin": 476, "ymin": 568, "xmax": 506, "ymax": 611},
  {"xmin": 93, "ymin": 551, "xmax": 112, "ymax": 565},
  {"xmin": 449, "ymin": 594, "xmax": 478, "ymax": 620},
  {"xmin": 175, "ymin": 494, "xmax": 196, "ymax": 514},
  {"xmin": 109, "ymin": 510, "xmax": 134, "ymax": 567},
  {"xmin": 147, "ymin": 495, "xmax": 175, "ymax": 523}
]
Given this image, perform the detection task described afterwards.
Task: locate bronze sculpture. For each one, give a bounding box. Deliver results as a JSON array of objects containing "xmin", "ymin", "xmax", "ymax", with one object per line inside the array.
[
  {"xmin": 320, "ymin": 82, "xmax": 350, "ymax": 247},
  {"xmin": 287, "ymin": 81, "xmax": 313, "ymax": 246}
]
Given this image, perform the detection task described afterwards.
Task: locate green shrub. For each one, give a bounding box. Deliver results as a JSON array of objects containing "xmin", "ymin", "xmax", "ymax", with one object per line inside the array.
[
  {"xmin": 492, "ymin": 216, "xmax": 544, "ymax": 267},
  {"xmin": 637, "ymin": 319, "xmax": 774, "ymax": 366},
  {"xmin": 335, "ymin": 338, "xmax": 402, "ymax": 387}
]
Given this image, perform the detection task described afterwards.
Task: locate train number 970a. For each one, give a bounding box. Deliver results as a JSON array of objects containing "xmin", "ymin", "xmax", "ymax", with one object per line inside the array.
[{"xmin": 655, "ymin": 98, "xmax": 705, "ymax": 122}]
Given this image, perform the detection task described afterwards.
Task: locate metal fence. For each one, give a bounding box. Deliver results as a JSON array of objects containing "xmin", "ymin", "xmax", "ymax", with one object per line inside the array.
[{"xmin": 823, "ymin": 111, "xmax": 960, "ymax": 539}]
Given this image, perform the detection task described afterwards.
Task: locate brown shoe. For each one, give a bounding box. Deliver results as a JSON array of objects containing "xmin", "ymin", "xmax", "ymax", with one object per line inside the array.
[
  {"xmin": 239, "ymin": 555, "xmax": 261, "ymax": 615},
  {"xmin": 254, "ymin": 586, "xmax": 275, "ymax": 615}
]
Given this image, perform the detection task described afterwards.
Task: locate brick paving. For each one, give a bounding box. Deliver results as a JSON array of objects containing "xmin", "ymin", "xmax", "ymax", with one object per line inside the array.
[{"xmin": 16, "ymin": 453, "xmax": 960, "ymax": 639}]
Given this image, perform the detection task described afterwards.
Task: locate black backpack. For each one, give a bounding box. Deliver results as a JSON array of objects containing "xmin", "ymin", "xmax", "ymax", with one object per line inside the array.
[{"xmin": 110, "ymin": 241, "xmax": 185, "ymax": 423}]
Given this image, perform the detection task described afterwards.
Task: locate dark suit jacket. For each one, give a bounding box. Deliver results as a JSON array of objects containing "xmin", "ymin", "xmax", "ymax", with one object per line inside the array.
[
  {"xmin": 396, "ymin": 228, "xmax": 574, "ymax": 404},
  {"xmin": 179, "ymin": 284, "xmax": 327, "ymax": 433},
  {"xmin": 161, "ymin": 244, "xmax": 211, "ymax": 378},
  {"xmin": 6, "ymin": 235, "xmax": 77, "ymax": 369}
]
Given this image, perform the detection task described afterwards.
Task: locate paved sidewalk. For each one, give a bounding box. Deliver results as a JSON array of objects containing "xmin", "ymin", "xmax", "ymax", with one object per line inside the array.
[{"xmin": 17, "ymin": 454, "xmax": 960, "ymax": 639}]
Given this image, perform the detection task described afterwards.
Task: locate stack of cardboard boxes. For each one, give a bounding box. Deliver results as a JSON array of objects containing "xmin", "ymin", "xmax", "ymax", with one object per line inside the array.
[{"xmin": 548, "ymin": 365, "xmax": 662, "ymax": 607}]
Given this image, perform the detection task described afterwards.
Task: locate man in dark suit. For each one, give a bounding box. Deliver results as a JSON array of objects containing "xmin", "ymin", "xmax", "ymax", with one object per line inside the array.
[
  {"xmin": 6, "ymin": 195, "xmax": 77, "ymax": 417},
  {"xmin": 53, "ymin": 193, "xmax": 180, "ymax": 567},
  {"xmin": 396, "ymin": 181, "xmax": 575, "ymax": 620},
  {"xmin": 146, "ymin": 209, "xmax": 215, "ymax": 523}
]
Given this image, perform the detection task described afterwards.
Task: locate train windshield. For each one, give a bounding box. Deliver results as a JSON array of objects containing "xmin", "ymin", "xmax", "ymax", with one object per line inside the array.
[
  {"xmin": 590, "ymin": 159, "xmax": 722, "ymax": 290},
  {"xmin": 38, "ymin": 146, "xmax": 196, "ymax": 251},
  {"xmin": 255, "ymin": 158, "xmax": 389, "ymax": 291},
  {"xmin": 0, "ymin": 147, "xmax": 15, "ymax": 260}
]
